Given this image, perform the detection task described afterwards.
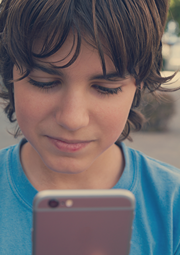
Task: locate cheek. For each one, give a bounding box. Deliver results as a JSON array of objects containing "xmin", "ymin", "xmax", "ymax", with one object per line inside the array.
[
  {"xmin": 15, "ymin": 98, "xmax": 34, "ymax": 125},
  {"xmin": 97, "ymin": 97, "xmax": 133, "ymax": 141},
  {"xmin": 14, "ymin": 90, "xmax": 50, "ymax": 133}
]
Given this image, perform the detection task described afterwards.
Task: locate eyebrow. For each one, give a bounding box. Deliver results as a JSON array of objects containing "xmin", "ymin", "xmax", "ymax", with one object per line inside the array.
[{"xmin": 33, "ymin": 63, "xmax": 125, "ymax": 81}]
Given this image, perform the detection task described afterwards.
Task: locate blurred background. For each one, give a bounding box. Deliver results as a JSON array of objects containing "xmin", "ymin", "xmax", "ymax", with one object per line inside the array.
[
  {"xmin": 0, "ymin": 0, "xmax": 180, "ymax": 168},
  {"xmin": 126, "ymin": 0, "xmax": 180, "ymax": 168}
]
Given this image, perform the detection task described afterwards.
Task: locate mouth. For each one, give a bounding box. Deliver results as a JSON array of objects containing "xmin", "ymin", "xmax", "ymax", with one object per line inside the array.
[{"xmin": 47, "ymin": 136, "xmax": 92, "ymax": 152}]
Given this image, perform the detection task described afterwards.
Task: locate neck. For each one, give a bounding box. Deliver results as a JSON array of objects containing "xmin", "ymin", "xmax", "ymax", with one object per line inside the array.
[{"xmin": 20, "ymin": 142, "xmax": 124, "ymax": 191}]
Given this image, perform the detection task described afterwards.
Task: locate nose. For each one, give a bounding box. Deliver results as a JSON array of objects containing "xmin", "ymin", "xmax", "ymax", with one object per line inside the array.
[{"xmin": 55, "ymin": 90, "xmax": 90, "ymax": 131}]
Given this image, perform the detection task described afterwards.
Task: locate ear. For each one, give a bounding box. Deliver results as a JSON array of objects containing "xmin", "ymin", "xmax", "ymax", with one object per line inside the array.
[
  {"xmin": 140, "ymin": 82, "xmax": 144, "ymax": 90},
  {"xmin": 135, "ymin": 81, "xmax": 143, "ymax": 90}
]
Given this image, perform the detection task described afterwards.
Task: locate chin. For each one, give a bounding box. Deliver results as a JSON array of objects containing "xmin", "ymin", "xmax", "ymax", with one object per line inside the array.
[{"xmin": 44, "ymin": 158, "xmax": 89, "ymax": 175}]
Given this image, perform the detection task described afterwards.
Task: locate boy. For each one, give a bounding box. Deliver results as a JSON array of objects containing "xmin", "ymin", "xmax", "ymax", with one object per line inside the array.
[{"xmin": 0, "ymin": 0, "xmax": 180, "ymax": 254}]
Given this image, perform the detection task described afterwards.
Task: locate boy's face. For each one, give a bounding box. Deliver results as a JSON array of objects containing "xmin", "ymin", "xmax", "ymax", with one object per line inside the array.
[{"xmin": 13, "ymin": 35, "xmax": 136, "ymax": 175}]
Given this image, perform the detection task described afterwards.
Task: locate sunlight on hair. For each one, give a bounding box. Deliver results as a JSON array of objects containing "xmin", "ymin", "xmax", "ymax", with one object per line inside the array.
[{"xmin": 161, "ymin": 71, "xmax": 180, "ymax": 89}]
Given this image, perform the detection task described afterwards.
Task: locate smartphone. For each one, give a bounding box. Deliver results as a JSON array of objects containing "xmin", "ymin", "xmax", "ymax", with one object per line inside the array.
[{"xmin": 32, "ymin": 189, "xmax": 135, "ymax": 255}]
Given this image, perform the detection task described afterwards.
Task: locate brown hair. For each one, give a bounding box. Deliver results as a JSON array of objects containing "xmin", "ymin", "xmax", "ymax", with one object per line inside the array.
[{"xmin": 0, "ymin": 0, "xmax": 177, "ymax": 140}]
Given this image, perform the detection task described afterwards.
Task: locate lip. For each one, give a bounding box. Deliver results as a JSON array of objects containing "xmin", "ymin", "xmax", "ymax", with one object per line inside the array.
[{"xmin": 47, "ymin": 136, "xmax": 92, "ymax": 152}]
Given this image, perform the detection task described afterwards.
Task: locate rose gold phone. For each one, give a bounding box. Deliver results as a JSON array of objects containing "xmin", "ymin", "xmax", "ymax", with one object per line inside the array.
[{"xmin": 32, "ymin": 189, "xmax": 135, "ymax": 255}]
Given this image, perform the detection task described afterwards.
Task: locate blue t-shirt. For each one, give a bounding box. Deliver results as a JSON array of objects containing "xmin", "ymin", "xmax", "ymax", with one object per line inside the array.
[{"xmin": 0, "ymin": 139, "xmax": 180, "ymax": 254}]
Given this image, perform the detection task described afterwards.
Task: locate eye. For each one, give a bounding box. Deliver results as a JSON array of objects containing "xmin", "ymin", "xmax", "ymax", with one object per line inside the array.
[
  {"xmin": 28, "ymin": 78, "xmax": 61, "ymax": 90},
  {"xmin": 92, "ymin": 84, "xmax": 122, "ymax": 95}
]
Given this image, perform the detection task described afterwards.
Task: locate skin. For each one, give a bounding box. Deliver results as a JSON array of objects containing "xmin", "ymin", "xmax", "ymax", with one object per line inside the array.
[{"xmin": 13, "ymin": 35, "xmax": 137, "ymax": 191}]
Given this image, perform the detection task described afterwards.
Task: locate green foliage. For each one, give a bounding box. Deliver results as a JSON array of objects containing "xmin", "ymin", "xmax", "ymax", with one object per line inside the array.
[
  {"xmin": 168, "ymin": 0, "xmax": 180, "ymax": 32},
  {"xmin": 140, "ymin": 93, "xmax": 175, "ymax": 132},
  {"xmin": 170, "ymin": 0, "xmax": 180, "ymax": 8}
]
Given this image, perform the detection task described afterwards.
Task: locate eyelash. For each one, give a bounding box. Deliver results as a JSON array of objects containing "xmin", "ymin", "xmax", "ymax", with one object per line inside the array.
[
  {"xmin": 92, "ymin": 85, "xmax": 122, "ymax": 95},
  {"xmin": 28, "ymin": 78, "xmax": 60, "ymax": 90},
  {"xmin": 28, "ymin": 78, "xmax": 122, "ymax": 95}
]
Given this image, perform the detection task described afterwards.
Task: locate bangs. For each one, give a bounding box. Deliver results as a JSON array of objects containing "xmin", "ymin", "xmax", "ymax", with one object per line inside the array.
[
  {"xmin": 2, "ymin": 0, "xmax": 164, "ymax": 80},
  {"xmin": 0, "ymin": 0, "xmax": 172, "ymax": 140}
]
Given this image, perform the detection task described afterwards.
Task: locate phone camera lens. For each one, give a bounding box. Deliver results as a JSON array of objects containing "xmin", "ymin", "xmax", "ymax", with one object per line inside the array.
[{"xmin": 48, "ymin": 199, "xmax": 59, "ymax": 208}]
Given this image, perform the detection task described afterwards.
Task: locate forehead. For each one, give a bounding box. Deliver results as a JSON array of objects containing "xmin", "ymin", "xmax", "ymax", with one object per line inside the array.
[
  {"xmin": 32, "ymin": 33, "xmax": 117, "ymax": 77},
  {"xmin": 33, "ymin": 33, "xmax": 76, "ymax": 63}
]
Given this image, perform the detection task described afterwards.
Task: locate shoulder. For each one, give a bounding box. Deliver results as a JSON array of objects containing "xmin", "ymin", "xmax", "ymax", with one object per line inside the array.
[
  {"xmin": 118, "ymin": 142, "xmax": 180, "ymax": 200},
  {"xmin": 114, "ymin": 141, "xmax": 180, "ymax": 193},
  {"xmin": 120, "ymin": 142, "xmax": 180, "ymax": 183},
  {"xmin": 0, "ymin": 139, "xmax": 26, "ymax": 162},
  {"xmin": 0, "ymin": 142, "xmax": 23, "ymax": 177},
  {"xmin": 118, "ymin": 143, "xmax": 180, "ymax": 254},
  {"xmin": 0, "ymin": 144, "xmax": 18, "ymax": 180},
  {"xmin": 0, "ymin": 145, "xmax": 13, "ymax": 155},
  {"xmin": 0, "ymin": 144, "xmax": 17, "ymax": 164},
  {"xmin": 120, "ymin": 143, "xmax": 180, "ymax": 254}
]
